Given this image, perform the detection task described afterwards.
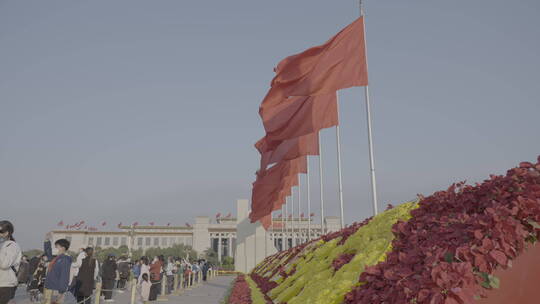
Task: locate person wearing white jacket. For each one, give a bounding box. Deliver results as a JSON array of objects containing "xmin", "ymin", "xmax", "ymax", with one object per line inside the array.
[{"xmin": 0, "ymin": 221, "xmax": 22, "ymax": 304}]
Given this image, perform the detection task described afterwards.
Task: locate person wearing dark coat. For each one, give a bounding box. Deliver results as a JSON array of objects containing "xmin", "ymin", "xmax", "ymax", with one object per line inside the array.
[
  {"xmin": 101, "ymin": 255, "xmax": 117, "ymax": 301},
  {"xmin": 201, "ymin": 261, "xmax": 209, "ymax": 281},
  {"xmin": 116, "ymin": 257, "xmax": 130, "ymax": 290},
  {"xmin": 75, "ymin": 248, "xmax": 97, "ymax": 304},
  {"xmin": 16, "ymin": 256, "xmax": 29, "ymax": 284}
]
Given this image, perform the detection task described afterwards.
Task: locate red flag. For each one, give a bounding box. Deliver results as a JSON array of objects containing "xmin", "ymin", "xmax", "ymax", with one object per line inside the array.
[
  {"xmin": 149, "ymin": 222, "xmax": 155, "ymax": 226},
  {"xmin": 260, "ymin": 214, "xmax": 272, "ymax": 229},
  {"xmin": 300, "ymin": 212, "xmax": 305, "ymax": 218},
  {"xmin": 257, "ymin": 132, "xmax": 319, "ymax": 171},
  {"xmin": 101, "ymin": 221, "xmax": 107, "ymax": 226},
  {"xmin": 288, "ymin": 214, "xmax": 293, "ymax": 219},
  {"xmin": 185, "ymin": 222, "xmax": 191, "ymax": 227},
  {"xmin": 216, "ymin": 213, "xmax": 221, "ymax": 219},
  {"xmin": 226, "ymin": 212, "xmax": 232, "ymax": 218},
  {"xmin": 250, "ymin": 157, "xmax": 307, "ymax": 222},
  {"xmin": 57, "ymin": 220, "xmax": 64, "ymax": 227},
  {"xmin": 259, "ymin": 93, "xmax": 338, "ymax": 146},
  {"xmin": 264, "ymin": 17, "xmax": 368, "ymax": 104},
  {"xmin": 80, "ymin": 221, "xmax": 85, "ymax": 225},
  {"xmin": 133, "ymin": 222, "xmax": 139, "ymax": 226},
  {"xmin": 278, "ymin": 214, "xmax": 283, "ymax": 218},
  {"xmin": 310, "ymin": 213, "xmax": 315, "ymax": 217}
]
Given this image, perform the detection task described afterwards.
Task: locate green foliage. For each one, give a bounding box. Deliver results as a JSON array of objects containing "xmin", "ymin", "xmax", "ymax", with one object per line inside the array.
[
  {"xmin": 144, "ymin": 244, "xmax": 198, "ymax": 261},
  {"xmin": 23, "ymin": 249, "xmax": 43, "ymax": 258},
  {"xmin": 204, "ymin": 248, "xmax": 219, "ymax": 266},
  {"xmin": 95, "ymin": 246, "xmax": 129, "ymax": 262}
]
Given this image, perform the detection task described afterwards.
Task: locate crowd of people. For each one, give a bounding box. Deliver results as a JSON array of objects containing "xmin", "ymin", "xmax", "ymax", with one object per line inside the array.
[{"xmin": 0, "ymin": 220, "xmax": 214, "ymax": 304}]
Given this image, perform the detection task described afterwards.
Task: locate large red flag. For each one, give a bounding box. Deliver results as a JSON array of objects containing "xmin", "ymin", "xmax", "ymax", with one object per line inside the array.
[
  {"xmin": 259, "ymin": 93, "xmax": 337, "ymax": 145},
  {"xmin": 264, "ymin": 17, "xmax": 368, "ymax": 106},
  {"xmin": 250, "ymin": 157, "xmax": 307, "ymax": 222},
  {"xmin": 257, "ymin": 132, "xmax": 318, "ymax": 171}
]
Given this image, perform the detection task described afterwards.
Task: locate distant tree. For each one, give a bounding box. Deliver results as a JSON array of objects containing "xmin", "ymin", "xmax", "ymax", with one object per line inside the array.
[
  {"xmin": 144, "ymin": 244, "xmax": 198, "ymax": 261},
  {"xmin": 203, "ymin": 248, "xmax": 219, "ymax": 266},
  {"xmin": 23, "ymin": 249, "xmax": 43, "ymax": 258}
]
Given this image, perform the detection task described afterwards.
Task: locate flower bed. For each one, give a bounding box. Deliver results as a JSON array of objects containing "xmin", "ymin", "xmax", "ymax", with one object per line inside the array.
[
  {"xmin": 251, "ymin": 201, "xmax": 419, "ymax": 304},
  {"xmin": 246, "ymin": 157, "xmax": 540, "ymax": 304},
  {"xmin": 228, "ymin": 275, "xmax": 252, "ymax": 304},
  {"xmin": 344, "ymin": 157, "xmax": 540, "ymax": 303}
]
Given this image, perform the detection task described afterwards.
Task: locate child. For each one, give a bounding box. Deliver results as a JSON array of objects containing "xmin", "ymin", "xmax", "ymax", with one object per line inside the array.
[
  {"xmin": 138, "ymin": 273, "xmax": 151, "ymax": 304},
  {"xmin": 42, "ymin": 232, "xmax": 72, "ymax": 304}
]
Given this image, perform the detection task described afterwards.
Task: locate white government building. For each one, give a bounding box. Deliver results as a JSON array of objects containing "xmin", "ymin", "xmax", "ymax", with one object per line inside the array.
[{"xmin": 51, "ymin": 199, "xmax": 341, "ymax": 272}]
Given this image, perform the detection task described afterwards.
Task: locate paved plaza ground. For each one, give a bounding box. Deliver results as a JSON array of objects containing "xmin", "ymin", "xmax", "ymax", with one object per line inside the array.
[{"xmin": 12, "ymin": 275, "xmax": 235, "ymax": 304}]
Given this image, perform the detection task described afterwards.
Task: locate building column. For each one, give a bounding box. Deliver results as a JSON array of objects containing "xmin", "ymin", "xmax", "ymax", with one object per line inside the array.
[{"xmin": 218, "ymin": 236, "xmax": 222, "ymax": 263}]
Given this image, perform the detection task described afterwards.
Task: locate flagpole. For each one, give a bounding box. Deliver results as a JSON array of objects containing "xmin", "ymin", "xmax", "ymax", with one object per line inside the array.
[
  {"xmin": 307, "ymin": 158, "xmax": 312, "ymax": 241},
  {"xmin": 291, "ymin": 188, "xmax": 295, "ymax": 247},
  {"xmin": 297, "ymin": 180, "xmax": 301, "ymax": 245},
  {"xmin": 281, "ymin": 204, "xmax": 285, "ymax": 251},
  {"xmin": 336, "ymin": 93, "xmax": 345, "ymax": 229},
  {"xmin": 318, "ymin": 131, "xmax": 326, "ymax": 235},
  {"xmin": 360, "ymin": 0, "xmax": 379, "ymax": 216},
  {"xmin": 285, "ymin": 197, "xmax": 289, "ymax": 249}
]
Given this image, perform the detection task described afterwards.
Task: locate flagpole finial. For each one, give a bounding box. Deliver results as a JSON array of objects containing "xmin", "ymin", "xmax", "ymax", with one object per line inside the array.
[{"xmin": 359, "ymin": 0, "xmax": 365, "ymax": 16}]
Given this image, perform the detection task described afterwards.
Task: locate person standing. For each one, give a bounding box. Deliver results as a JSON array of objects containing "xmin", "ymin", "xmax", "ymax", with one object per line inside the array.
[
  {"xmin": 116, "ymin": 256, "xmax": 130, "ymax": 291},
  {"xmin": 27, "ymin": 255, "xmax": 47, "ymax": 303},
  {"xmin": 148, "ymin": 256, "xmax": 162, "ymax": 301},
  {"xmin": 101, "ymin": 255, "xmax": 117, "ymax": 302},
  {"xmin": 137, "ymin": 273, "xmax": 151, "ymax": 304},
  {"xmin": 17, "ymin": 255, "xmax": 29, "ymax": 285},
  {"xmin": 138, "ymin": 257, "xmax": 149, "ymax": 283},
  {"xmin": 74, "ymin": 248, "xmax": 98, "ymax": 304},
  {"xmin": 0, "ymin": 221, "xmax": 22, "ymax": 304},
  {"xmin": 164, "ymin": 257, "xmax": 175, "ymax": 294},
  {"xmin": 42, "ymin": 232, "xmax": 72, "ymax": 304}
]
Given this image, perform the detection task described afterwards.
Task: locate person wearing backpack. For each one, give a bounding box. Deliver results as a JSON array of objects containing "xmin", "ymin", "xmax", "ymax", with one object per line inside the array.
[{"xmin": 0, "ymin": 220, "xmax": 22, "ymax": 304}]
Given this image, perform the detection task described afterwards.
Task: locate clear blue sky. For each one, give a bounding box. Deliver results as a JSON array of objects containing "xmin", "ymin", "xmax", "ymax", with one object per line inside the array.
[{"xmin": 1, "ymin": 0, "xmax": 539, "ymax": 249}]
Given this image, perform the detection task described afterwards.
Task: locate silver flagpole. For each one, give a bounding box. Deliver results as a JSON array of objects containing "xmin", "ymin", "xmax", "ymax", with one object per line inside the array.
[
  {"xmin": 307, "ymin": 158, "xmax": 312, "ymax": 240},
  {"xmin": 360, "ymin": 0, "xmax": 379, "ymax": 215},
  {"xmin": 297, "ymin": 179, "xmax": 301, "ymax": 245},
  {"xmin": 284, "ymin": 198, "xmax": 289, "ymax": 249},
  {"xmin": 291, "ymin": 188, "xmax": 295, "ymax": 247},
  {"xmin": 336, "ymin": 93, "xmax": 345, "ymax": 229},
  {"xmin": 318, "ymin": 131, "xmax": 326, "ymax": 235},
  {"xmin": 281, "ymin": 204, "xmax": 285, "ymax": 251},
  {"xmin": 290, "ymin": 192, "xmax": 294, "ymax": 245}
]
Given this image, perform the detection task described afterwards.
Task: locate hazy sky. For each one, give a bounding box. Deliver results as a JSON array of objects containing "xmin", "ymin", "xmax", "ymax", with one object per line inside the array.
[{"xmin": 1, "ymin": 1, "xmax": 539, "ymax": 250}]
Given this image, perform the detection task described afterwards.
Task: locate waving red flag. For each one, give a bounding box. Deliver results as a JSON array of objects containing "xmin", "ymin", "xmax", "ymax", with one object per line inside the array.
[
  {"xmin": 57, "ymin": 220, "xmax": 64, "ymax": 227},
  {"xmin": 257, "ymin": 132, "xmax": 319, "ymax": 171},
  {"xmin": 101, "ymin": 221, "xmax": 107, "ymax": 226},
  {"xmin": 259, "ymin": 93, "xmax": 338, "ymax": 146},
  {"xmin": 263, "ymin": 17, "xmax": 368, "ymax": 106},
  {"xmin": 215, "ymin": 213, "xmax": 221, "ymax": 219},
  {"xmin": 250, "ymin": 157, "xmax": 307, "ymax": 222},
  {"xmin": 149, "ymin": 222, "xmax": 155, "ymax": 226},
  {"xmin": 133, "ymin": 222, "xmax": 139, "ymax": 227}
]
